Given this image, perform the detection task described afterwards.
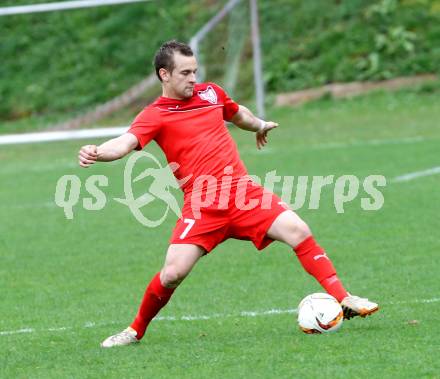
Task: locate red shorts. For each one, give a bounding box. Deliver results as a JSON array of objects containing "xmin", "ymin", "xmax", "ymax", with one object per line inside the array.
[{"xmin": 170, "ymin": 183, "xmax": 289, "ymax": 253}]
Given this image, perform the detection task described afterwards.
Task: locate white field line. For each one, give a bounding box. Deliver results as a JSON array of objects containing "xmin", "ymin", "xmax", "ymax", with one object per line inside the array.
[
  {"xmin": 0, "ymin": 308, "xmax": 297, "ymax": 336},
  {"xmin": 0, "ymin": 328, "xmax": 35, "ymax": 336},
  {"xmin": 1, "ymin": 297, "xmax": 439, "ymax": 337},
  {"xmin": 0, "ymin": 127, "xmax": 127, "ymax": 145},
  {"xmin": 0, "ymin": 127, "xmax": 431, "ymax": 148},
  {"xmin": 391, "ymin": 166, "xmax": 440, "ymax": 183},
  {"xmin": 0, "ymin": 0, "xmax": 151, "ymax": 16}
]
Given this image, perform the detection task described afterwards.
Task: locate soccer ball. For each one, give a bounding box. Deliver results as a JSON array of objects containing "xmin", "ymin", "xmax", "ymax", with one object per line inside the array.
[{"xmin": 297, "ymin": 293, "xmax": 344, "ymax": 334}]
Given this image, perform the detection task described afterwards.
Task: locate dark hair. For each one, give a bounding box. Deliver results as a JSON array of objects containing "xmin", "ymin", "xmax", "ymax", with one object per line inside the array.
[{"xmin": 154, "ymin": 40, "xmax": 194, "ymax": 81}]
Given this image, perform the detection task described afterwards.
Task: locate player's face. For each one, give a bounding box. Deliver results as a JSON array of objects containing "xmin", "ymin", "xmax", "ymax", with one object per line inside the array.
[{"xmin": 163, "ymin": 52, "xmax": 198, "ymax": 99}]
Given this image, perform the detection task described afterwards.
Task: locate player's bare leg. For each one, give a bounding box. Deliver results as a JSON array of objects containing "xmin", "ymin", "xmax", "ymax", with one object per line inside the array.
[
  {"xmin": 266, "ymin": 210, "xmax": 378, "ymax": 319},
  {"xmin": 101, "ymin": 244, "xmax": 204, "ymax": 348}
]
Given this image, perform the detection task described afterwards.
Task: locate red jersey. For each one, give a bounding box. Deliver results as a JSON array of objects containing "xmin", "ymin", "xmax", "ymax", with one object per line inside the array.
[{"xmin": 128, "ymin": 82, "xmax": 248, "ymax": 196}]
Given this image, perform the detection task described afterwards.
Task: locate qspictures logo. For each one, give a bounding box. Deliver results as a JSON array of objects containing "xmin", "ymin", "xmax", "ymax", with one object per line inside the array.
[{"xmin": 54, "ymin": 151, "xmax": 387, "ymax": 227}]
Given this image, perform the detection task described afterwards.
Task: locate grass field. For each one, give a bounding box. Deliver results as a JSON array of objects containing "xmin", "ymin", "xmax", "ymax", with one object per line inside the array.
[{"xmin": 1, "ymin": 89, "xmax": 440, "ymax": 378}]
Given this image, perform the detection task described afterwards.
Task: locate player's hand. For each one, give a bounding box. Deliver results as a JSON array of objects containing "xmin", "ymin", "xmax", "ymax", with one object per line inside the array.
[
  {"xmin": 256, "ymin": 121, "xmax": 278, "ymax": 149},
  {"xmin": 78, "ymin": 144, "xmax": 98, "ymax": 168}
]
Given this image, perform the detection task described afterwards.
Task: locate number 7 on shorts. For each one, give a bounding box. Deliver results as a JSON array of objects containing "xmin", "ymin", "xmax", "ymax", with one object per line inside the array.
[{"xmin": 179, "ymin": 218, "xmax": 195, "ymax": 240}]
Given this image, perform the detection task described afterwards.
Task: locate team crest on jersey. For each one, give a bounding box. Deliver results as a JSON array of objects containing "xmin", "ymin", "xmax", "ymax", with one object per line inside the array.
[{"xmin": 197, "ymin": 86, "xmax": 218, "ymax": 104}]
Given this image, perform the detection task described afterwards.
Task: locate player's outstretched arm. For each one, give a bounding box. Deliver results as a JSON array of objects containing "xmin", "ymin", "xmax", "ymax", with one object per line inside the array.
[
  {"xmin": 230, "ymin": 105, "xmax": 278, "ymax": 149},
  {"xmin": 78, "ymin": 133, "xmax": 139, "ymax": 168}
]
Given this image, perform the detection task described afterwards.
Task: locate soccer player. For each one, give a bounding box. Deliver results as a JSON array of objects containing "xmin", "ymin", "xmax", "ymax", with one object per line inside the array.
[{"xmin": 78, "ymin": 41, "xmax": 378, "ymax": 348}]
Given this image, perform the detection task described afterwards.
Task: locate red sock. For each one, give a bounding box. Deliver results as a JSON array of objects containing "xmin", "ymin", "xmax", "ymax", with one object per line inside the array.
[
  {"xmin": 130, "ymin": 272, "xmax": 175, "ymax": 339},
  {"xmin": 294, "ymin": 236, "xmax": 348, "ymax": 302}
]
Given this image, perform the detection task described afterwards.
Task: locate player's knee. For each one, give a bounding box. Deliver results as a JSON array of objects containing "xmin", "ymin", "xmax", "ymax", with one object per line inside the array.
[
  {"xmin": 161, "ymin": 266, "xmax": 187, "ymax": 288},
  {"xmin": 290, "ymin": 219, "xmax": 312, "ymax": 245}
]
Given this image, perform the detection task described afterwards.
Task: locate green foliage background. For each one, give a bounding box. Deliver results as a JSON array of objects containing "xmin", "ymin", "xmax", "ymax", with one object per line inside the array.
[
  {"xmin": 1, "ymin": 0, "xmax": 439, "ymax": 125},
  {"xmin": 0, "ymin": 0, "xmax": 221, "ymax": 121},
  {"xmin": 261, "ymin": 0, "xmax": 440, "ymax": 93}
]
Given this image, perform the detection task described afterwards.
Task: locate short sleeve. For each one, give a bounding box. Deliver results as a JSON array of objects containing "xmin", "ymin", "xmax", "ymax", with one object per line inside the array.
[
  {"xmin": 210, "ymin": 83, "xmax": 239, "ymax": 121},
  {"xmin": 128, "ymin": 107, "xmax": 161, "ymax": 150}
]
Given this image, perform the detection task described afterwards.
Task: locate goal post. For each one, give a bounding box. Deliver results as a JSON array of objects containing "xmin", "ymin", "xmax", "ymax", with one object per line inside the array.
[
  {"xmin": 2, "ymin": 0, "xmax": 266, "ymax": 130},
  {"xmin": 190, "ymin": 0, "xmax": 266, "ymax": 118}
]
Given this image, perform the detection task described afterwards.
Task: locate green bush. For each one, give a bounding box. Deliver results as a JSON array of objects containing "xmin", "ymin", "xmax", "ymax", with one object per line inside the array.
[
  {"xmin": 260, "ymin": 0, "xmax": 440, "ymax": 91},
  {"xmin": 0, "ymin": 0, "xmax": 439, "ymax": 124},
  {"xmin": 0, "ymin": 0, "xmax": 219, "ymax": 121}
]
